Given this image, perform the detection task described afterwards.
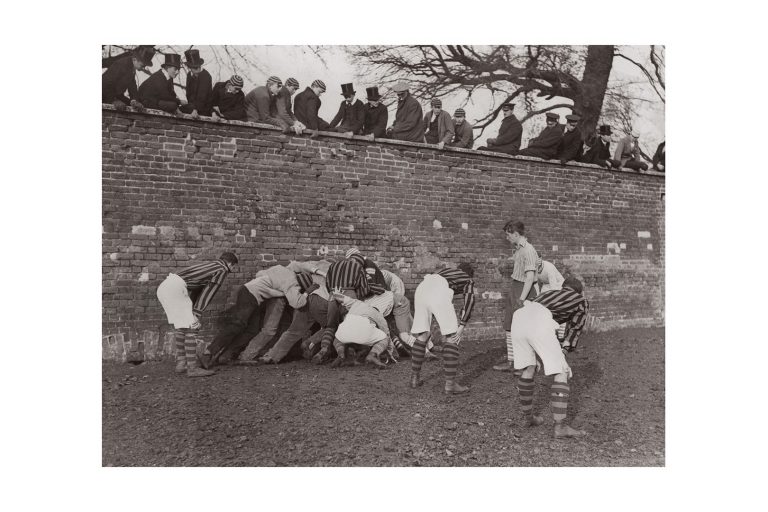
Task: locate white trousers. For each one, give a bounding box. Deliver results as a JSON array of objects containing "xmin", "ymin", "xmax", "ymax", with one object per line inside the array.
[
  {"xmin": 411, "ymin": 274, "xmax": 458, "ymax": 335},
  {"xmin": 335, "ymin": 314, "xmax": 387, "ymax": 346},
  {"xmin": 511, "ymin": 301, "xmax": 569, "ymax": 376},
  {"xmin": 156, "ymin": 274, "xmax": 196, "ymax": 329}
]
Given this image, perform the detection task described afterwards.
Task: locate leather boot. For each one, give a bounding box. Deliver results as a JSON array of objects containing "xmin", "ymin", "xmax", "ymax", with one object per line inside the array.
[{"xmin": 444, "ymin": 380, "xmax": 470, "ymax": 395}]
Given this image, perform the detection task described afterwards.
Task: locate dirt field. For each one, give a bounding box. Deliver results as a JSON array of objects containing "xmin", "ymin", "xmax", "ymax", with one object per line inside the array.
[{"xmin": 102, "ymin": 327, "xmax": 664, "ymax": 466}]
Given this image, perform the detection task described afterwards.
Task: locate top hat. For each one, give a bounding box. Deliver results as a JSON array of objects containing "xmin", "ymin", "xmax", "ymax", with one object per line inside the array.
[
  {"xmin": 366, "ymin": 86, "xmax": 382, "ymax": 101},
  {"xmin": 183, "ymin": 49, "xmax": 204, "ymax": 67},
  {"xmin": 598, "ymin": 125, "xmax": 612, "ymax": 135},
  {"xmin": 161, "ymin": 53, "xmax": 182, "ymax": 69},
  {"xmin": 132, "ymin": 46, "xmax": 155, "ymax": 68},
  {"xmin": 340, "ymin": 83, "xmax": 356, "ymax": 97}
]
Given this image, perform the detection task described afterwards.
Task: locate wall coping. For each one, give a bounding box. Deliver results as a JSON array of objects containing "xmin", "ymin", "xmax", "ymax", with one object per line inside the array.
[{"xmin": 102, "ymin": 104, "xmax": 665, "ymax": 179}]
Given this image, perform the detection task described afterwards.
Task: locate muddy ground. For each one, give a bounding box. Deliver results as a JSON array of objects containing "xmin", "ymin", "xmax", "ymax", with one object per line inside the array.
[{"xmin": 103, "ymin": 327, "xmax": 664, "ymax": 466}]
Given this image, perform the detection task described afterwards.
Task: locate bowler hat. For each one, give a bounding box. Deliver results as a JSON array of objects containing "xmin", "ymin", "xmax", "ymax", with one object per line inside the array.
[
  {"xmin": 366, "ymin": 86, "xmax": 382, "ymax": 101},
  {"xmin": 132, "ymin": 46, "xmax": 155, "ymax": 68},
  {"xmin": 598, "ymin": 125, "xmax": 612, "ymax": 135},
  {"xmin": 340, "ymin": 83, "xmax": 356, "ymax": 97},
  {"xmin": 161, "ymin": 53, "xmax": 182, "ymax": 69},
  {"xmin": 183, "ymin": 49, "xmax": 204, "ymax": 67}
]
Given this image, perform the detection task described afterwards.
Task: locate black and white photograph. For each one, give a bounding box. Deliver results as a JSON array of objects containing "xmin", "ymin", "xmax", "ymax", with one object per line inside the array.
[
  {"xmin": 101, "ymin": 43, "xmax": 665, "ymax": 467},
  {"xmin": 8, "ymin": 2, "xmax": 767, "ymax": 510}
]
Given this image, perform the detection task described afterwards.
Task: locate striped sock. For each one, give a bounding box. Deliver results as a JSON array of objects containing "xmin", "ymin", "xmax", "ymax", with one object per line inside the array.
[
  {"xmin": 411, "ymin": 337, "xmax": 427, "ymax": 373},
  {"xmin": 184, "ymin": 333, "xmax": 198, "ymax": 368},
  {"xmin": 516, "ymin": 376, "xmax": 535, "ymax": 417},
  {"xmin": 550, "ymin": 382, "xmax": 570, "ymax": 424},
  {"xmin": 506, "ymin": 331, "xmax": 514, "ymax": 362},
  {"xmin": 442, "ymin": 343, "xmax": 459, "ymax": 382},
  {"xmin": 320, "ymin": 327, "xmax": 335, "ymax": 349},
  {"xmin": 174, "ymin": 330, "xmax": 186, "ymax": 364}
]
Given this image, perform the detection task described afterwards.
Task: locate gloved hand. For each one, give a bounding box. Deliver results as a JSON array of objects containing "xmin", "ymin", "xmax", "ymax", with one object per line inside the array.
[
  {"xmin": 130, "ymin": 99, "xmax": 144, "ymax": 110},
  {"xmin": 112, "ymin": 100, "xmax": 127, "ymax": 111}
]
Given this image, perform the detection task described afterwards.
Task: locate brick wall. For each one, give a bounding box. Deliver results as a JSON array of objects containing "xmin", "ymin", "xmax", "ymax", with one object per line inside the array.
[{"xmin": 102, "ymin": 106, "xmax": 665, "ymax": 362}]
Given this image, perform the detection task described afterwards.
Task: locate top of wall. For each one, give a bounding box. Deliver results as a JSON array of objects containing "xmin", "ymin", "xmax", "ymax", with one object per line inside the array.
[{"xmin": 102, "ymin": 104, "xmax": 665, "ymax": 180}]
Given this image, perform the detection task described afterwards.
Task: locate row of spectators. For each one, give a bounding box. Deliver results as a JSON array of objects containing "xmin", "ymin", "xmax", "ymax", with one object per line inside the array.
[{"xmin": 102, "ymin": 47, "xmax": 665, "ymax": 172}]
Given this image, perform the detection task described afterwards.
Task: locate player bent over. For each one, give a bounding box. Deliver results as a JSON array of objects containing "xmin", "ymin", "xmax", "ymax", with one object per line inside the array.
[
  {"xmin": 511, "ymin": 277, "xmax": 588, "ymax": 438},
  {"xmin": 155, "ymin": 251, "xmax": 238, "ymax": 377},
  {"xmin": 328, "ymin": 291, "xmax": 392, "ymax": 369},
  {"xmin": 409, "ymin": 263, "xmax": 475, "ymax": 395}
]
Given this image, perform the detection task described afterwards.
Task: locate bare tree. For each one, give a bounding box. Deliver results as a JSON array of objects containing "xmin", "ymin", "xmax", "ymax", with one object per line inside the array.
[{"xmin": 348, "ymin": 45, "xmax": 617, "ymax": 138}]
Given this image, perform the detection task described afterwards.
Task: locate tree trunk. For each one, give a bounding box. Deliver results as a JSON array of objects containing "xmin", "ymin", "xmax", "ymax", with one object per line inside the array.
[{"xmin": 573, "ymin": 45, "xmax": 614, "ymax": 139}]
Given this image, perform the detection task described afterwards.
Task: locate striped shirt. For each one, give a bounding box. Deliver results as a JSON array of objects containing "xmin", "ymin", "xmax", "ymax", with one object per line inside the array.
[
  {"xmin": 325, "ymin": 254, "xmax": 386, "ymax": 299},
  {"xmin": 364, "ymin": 290, "xmax": 395, "ymax": 317},
  {"xmin": 289, "ymin": 260, "xmax": 331, "ymax": 300},
  {"xmin": 511, "ymin": 239, "xmax": 538, "ymax": 282},
  {"xmin": 533, "ymin": 287, "xmax": 589, "ymax": 351},
  {"xmin": 175, "ymin": 260, "xmax": 231, "ymax": 315},
  {"xmin": 436, "ymin": 268, "xmax": 476, "ymax": 326}
]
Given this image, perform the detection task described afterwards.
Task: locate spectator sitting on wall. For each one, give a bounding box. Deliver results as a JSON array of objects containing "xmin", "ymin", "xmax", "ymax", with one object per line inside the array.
[
  {"xmin": 518, "ymin": 112, "xmax": 564, "ymax": 159},
  {"xmin": 477, "ymin": 102, "xmax": 523, "ymax": 155},
  {"xmin": 137, "ymin": 53, "xmax": 183, "ymax": 114},
  {"xmin": 556, "ymin": 114, "xmax": 584, "ymax": 164},
  {"xmin": 102, "ymin": 46, "xmax": 155, "ymax": 110},
  {"xmin": 387, "ymin": 82, "xmax": 425, "ymax": 142},
  {"xmin": 276, "ymin": 77, "xmax": 305, "ymax": 135},
  {"xmin": 362, "ymin": 87, "xmax": 388, "ymax": 139},
  {"xmin": 294, "ymin": 79, "xmax": 331, "ymax": 132},
  {"xmin": 581, "ymin": 125, "xmax": 621, "ymax": 169},
  {"xmin": 652, "ymin": 140, "xmax": 665, "ymax": 172},
  {"xmin": 329, "ymin": 83, "xmax": 365, "ymax": 136},
  {"xmin": 244, "ymin": 76, "xmax": 284, "ymax": 127},
  {"xmin": 210, "ymin": 75, "xmax": 247, "ymax": 122},
  {"xmin": 614, "ymin": 130, "xmax": 649, "ymax": 171},
  {"xmin": 449, "ymin": 108, "xmax": 474, "ymax": 149},
  {"xmin": 423, "ymin": 98, "xmax": 455, "ymax": 149},
  {"xmin": 179, "ymin": 49, "xmax": 212, "ymax": 119}
]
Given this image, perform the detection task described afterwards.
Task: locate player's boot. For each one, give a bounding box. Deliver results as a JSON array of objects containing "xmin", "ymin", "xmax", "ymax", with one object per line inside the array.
[
  {"xmin": 365, "ymin": 352, "xmax": 386, "ymax": 369},
  {"xmin": 525, "ymin": 415, "xmax": 545, "ymax": 427},
  {"xmin": 186, "ymin": 367, "xmax": 215, "ymax": 378},
  {"xmin": 312, "ymin": 347, "xmax": 329, "ymax": 365},
  {"xmin": 174, "ymin": 360, "xmax": 187, "ymax": 374},
  {"xmin": 409, "ymin": 372, "xmax": 424, "ymax": 388},
  {"xmin": 329, "ymin": 354, "xmax": 346, "ymax": 368},
  {"xmin": 444, "ymin": 380, "xmax": 470, "ymax": 395},
  {"xmin": 492, "ymin": 360, "xmax": 514, "ymax": 372},
  {"xmin": 554, "ymin": 423, "xmax": 586, "ymax": 439}
]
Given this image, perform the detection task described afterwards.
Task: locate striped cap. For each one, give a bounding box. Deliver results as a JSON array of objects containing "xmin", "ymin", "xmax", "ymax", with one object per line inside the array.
[
  {"xmin": 311, "ymin": 79, "xmax": 327, "ymax": 91},
  {"xmin": 454, "ymin": 108, "xmax": 466, "ymax": 117},
  {"xmin": 431, "ymin": 98, "xmax": 442, "ymax": 107},
  {"xmin": 345, "ymin": 247, "xmax": 361, "ymax": 259},
  {"xmin": 228, "ymin": 75, "xmax": 244, "ymax": 88},
  {"xmin": 267, "ymin": 75, "xmax": 282, "ymax": 86},
  {"xmin": 286, "ymin": 77, "xmax": 299, "ymax": 88}
]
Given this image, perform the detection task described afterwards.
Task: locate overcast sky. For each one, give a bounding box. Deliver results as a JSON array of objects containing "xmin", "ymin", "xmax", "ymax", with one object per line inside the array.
[{"xmin": 113, "ymin": 45, "xmax": 664, "ymax": 152}]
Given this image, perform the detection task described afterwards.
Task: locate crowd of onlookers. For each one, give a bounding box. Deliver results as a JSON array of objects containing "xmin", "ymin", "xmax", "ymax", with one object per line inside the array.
[{"xmin": 102, "ymin": 46, "xmax": 665, "ymax": 172}]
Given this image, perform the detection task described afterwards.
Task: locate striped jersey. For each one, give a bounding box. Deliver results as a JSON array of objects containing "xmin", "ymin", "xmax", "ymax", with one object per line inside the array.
[
  {"xmin": 436, "ymin": 267, "xmax": 475, "ymax": 326},
  {"xmin": 325, "ymin": 254, "xmax": 386, "ymax": 299},
  {"xmin": 533, "ymin": 287, "xmax": 589, "ymax": 350},
  {"xmin": 175, "ymin": 259, "xmax": 231, "ymax": 315},
  {"xmin": 511, "ymin": 239, "xmax": 538, "ymax": 282}
]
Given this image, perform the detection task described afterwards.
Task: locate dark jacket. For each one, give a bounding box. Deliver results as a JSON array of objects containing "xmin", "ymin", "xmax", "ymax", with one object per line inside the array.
[
  {"xmin": 330, "ymin": 99, "xmax": 365, "ymax": 133},
  {"xmin": 137, "ymin": 70, "xmax": 180, "ymax": 113},
  {"xmin": 102, "ymin": 57, "xmax": 138, "ymax": 104},
  {"xmin": 487, "ymin": 115, "xmax": 523, "ymax": 153},
  {"xmin": 294, "ymin": 87, "xmax": 330, "ymax": 130},
  {"xmin": 275, "ymin": 86, "xmax": 297, "ymax": 127},
  {"xmin": 363, "ymin": 259, "xmax": 388, "ymax": 291},
  {"xmin": 582, "ymin": 136, "xmax": 613, "ymax": 164},
  {"xmin": 185, "ymin": 69, "xmax": 213, "ymax": 115},
  {"xmin": 244, "ymin": 86, "xmax": 282, "ymax": 127},
  {"xmin": 449, "ymin": 120, "xmax": 474, "ymax": 149},
  {"xmin": 391, "ymin": 93, "xmax": 424, "ymax": 142},
  {"xmin": 652, "ymin": 141, "xmax": 665, "ymax": 171},
  {"xmin": 362, "ymin": 102, "xmax": 388, "ymax": 137},
  {"xmin": 519, "ymin": 124, "xmax": 564, "ymax": 159},
  {"xmin": 423, "ymin": 110, "xmax": 455, "ymax": 145},
  {"xmin": 557, "ymin": 128, "xmax": 584, "ymax": 163},
  {"xmin": 210, "ymin": 82, "xmax": 246, "ymax": 121}
]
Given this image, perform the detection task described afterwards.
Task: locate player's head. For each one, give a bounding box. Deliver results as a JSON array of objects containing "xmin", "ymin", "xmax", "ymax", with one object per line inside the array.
[
  {"xmin": 503, "ymin": 220, "xmax": 525, "ymax": 244},
  {"xmin": 457, "ymin": 262, "xmax": 475, "ymax": 278},
  {"xmin": 219, "ymin": 252, "xmax": 239, "ymax": 270},
  {"xmin": 563, "ymin": 276, "xmax": 584, "ymax": 294}
]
